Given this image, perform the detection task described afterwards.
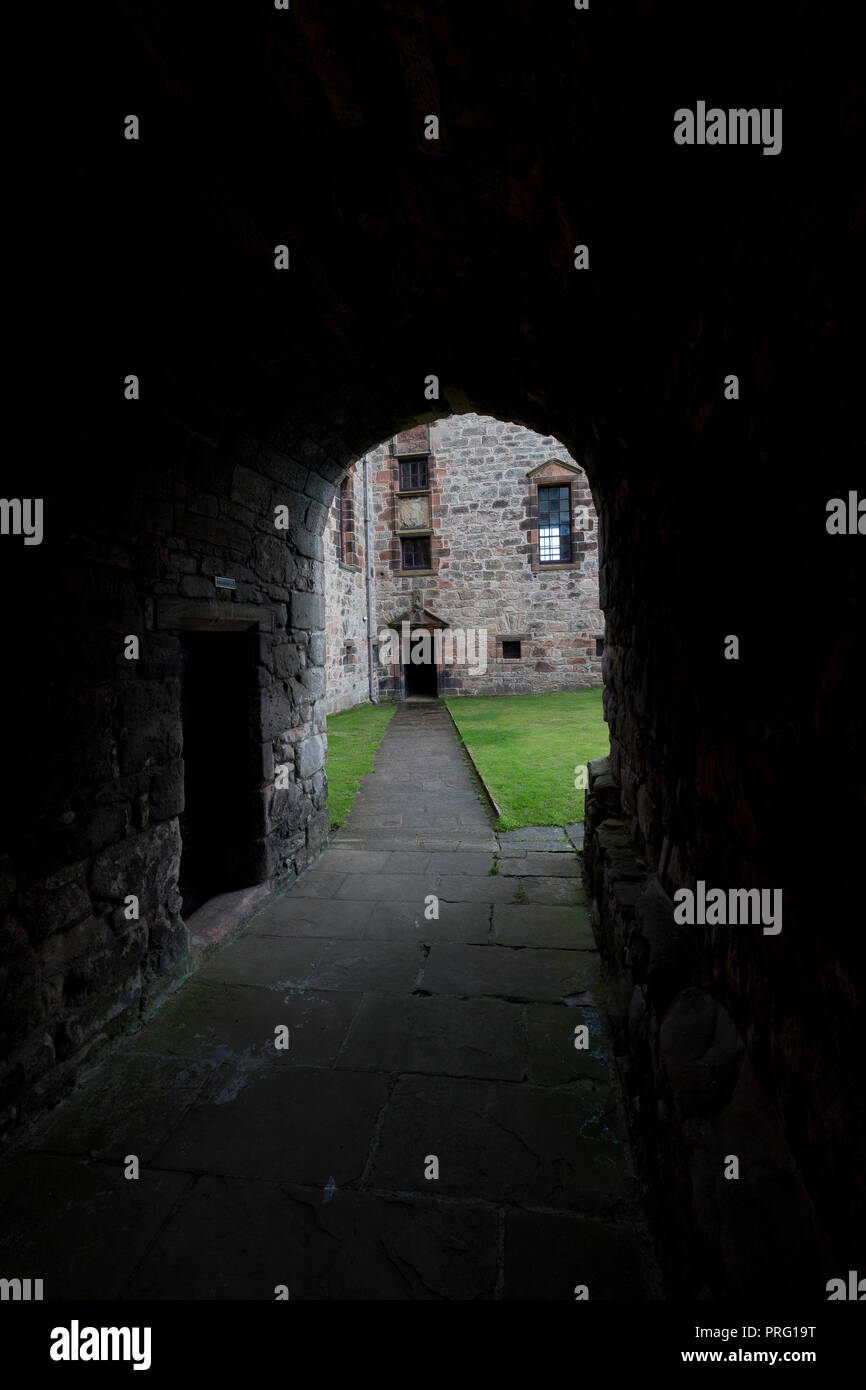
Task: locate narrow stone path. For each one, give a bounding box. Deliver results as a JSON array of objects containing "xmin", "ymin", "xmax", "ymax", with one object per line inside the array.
[{"xmin": 0, "ymin": 701, "xmax": 654, "ymax": 1300}]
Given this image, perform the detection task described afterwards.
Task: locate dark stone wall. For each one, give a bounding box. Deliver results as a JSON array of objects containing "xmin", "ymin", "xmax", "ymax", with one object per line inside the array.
[
  {"xmin": 579, "ymin": 248, "xmax": 865, "ymax": 1294},
  {"xmin": 0, "ymin": 420, "xmax": 337, "ymax": 1139},
  {"xmin": 2, "ymin": 0, "xmax": 861, "ymax": 1294}
]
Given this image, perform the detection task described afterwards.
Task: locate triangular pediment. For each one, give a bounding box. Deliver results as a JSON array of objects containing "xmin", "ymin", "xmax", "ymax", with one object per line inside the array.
[
  {"xmin": 526, "ymin": 457, "xmax": 582, "ymax": 480},
  {"xmin": 389, "ymin": 606, "xmax": 448, "ymax": 627}
]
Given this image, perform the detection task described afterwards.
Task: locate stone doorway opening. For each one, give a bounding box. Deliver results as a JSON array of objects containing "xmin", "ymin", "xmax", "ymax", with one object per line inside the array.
[
  {"xmin": 403, "ymin": 635, "xmax": 439, "ymax": 698},
  {"xmin": 178, "ymin": 630, "xmax": 257, "ymax": 917}
]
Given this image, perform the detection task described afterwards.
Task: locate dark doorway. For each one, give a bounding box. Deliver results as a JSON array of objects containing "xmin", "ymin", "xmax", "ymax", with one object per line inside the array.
[
  {"xmin": 403, "ymin": 635, "xmax": 438, "ymax": 697},
  {"xmin": 178, "ymin": 630, "xmax": 255, "ymax": 917}
]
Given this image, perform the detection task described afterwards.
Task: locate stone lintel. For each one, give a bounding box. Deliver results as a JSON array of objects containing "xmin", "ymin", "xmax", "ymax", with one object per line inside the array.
[{"xmin": 157, "ymin": 599, "xmax": 276, "ymax": 632}]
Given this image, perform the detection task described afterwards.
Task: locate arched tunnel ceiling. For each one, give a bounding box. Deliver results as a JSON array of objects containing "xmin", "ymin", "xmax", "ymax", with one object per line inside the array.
[{"xmin": 66, "ymin": 0, "xmax": 858, "ymax": 490}]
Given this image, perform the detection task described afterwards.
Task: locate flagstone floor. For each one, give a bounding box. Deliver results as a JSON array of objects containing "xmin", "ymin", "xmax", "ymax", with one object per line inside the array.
[{"xmin": 0, "ymin": 701, "xmax": 656, "ymax": 1300}]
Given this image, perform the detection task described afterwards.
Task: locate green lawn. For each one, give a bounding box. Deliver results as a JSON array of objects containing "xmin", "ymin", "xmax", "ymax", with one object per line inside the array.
[
  {"xmin": 444, "ymin": 690, "xmax": 609, "ymax": 830},
  {"xmin": 326, "ymin": 702, "xmax": 398, "ymax": 828}
]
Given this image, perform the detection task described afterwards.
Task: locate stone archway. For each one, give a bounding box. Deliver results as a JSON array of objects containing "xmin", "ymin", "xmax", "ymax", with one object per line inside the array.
[{"xmin": 1, "ymin": 0, "xmax": 861, "ymax": 1300}]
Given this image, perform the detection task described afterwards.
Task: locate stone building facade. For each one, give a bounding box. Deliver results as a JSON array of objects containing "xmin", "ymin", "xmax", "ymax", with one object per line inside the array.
[
  {"xmin": 325, "ymin": 414, "xmax": 603, "ymax": 708},
  {"xmin": 323, "ymin": 464, "xmax": 372, "ymax": 713}
]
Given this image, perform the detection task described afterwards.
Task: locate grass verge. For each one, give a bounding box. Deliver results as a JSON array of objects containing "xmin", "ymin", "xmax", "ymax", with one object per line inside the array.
[
  {"xmin": 444, "ymin": 690, "xmax": 608, "ymax": 830},
  {"xmin": 326, "ymin": 701, "xmax": 398, "ymax": 828}
]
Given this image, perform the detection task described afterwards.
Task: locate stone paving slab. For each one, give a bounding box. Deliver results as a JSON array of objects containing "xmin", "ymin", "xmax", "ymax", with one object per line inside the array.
[
  {"xmin": 129, "ymin": 982, "xmax": 362, "ymax": 1069},
  {"xmin": 354, "ymin": 801, "xmax": 471, "ymax": 819},
  {"xmin": 519, "ymin": 877, "xmax": 587, "ymax": 905},
  {"xmin": 253, "ymin": 896, "xmax": 490, "ymax": 945},
  {"xmin": 493, "ymin": 903, "xmax": 596, "ymax": 950},
  {"xmin": 435, "ymin": 873, "xmax": 523, "ymax": 903},
  {"xmin": 335, "ymin": 871, "xmax": 439, "ymax": 901},
  {"xmin": 294, "ymin": 940, "xmax": 428, "ymax": 993},
  {"xmin": 0, "ymin": 1154, "xmax": 193, "ymax": 1300},
  {"xmin": 152, "ymin": 1067, "xmax": 390, "ymax": 1185},
  {"xmin": 498, "ymin": 826, "xmax": 574, "ymax": 855},
  {"xmin": 503, "ymin": 1209, "xmax": 647, "ymax": 1300},
  {"xmin": 248, "ymin": 895, "xmax": 375, "ymax": 938},
  {"xmin": 36, "ymin": 1052, "xmax": 228, "ymax": 1164},
  {"xmin": 499, "ymin": 851, "xmax": 582, "ymax": 877},
  {"xmin": 427, "ymin": 851, "xmax": 496, "ymax": 875},
  {"xmin": 498, "ymin": 841, "xmax": 575, "ymax": 855},
  {"xmin": 426, "ymin": 836, "xmax": 501, "ymax": 851},
  {"xmin": 363, "ymin": 900, "xmax": 491, "ymax": 943},
  {"xmin": 368, "ymin": 1074, "xmax": 633, "ymax": 1214},
  {"xmin": 197, "ymin": 935, "xmax": 425, "ymax": 993},
  {"xmin": 565, "ymin": 822, "xmax": 585, "ymax": 845},
  {"xmin": 498, "ymin": 825, "xmax": 569, "ymax": 843},
  {"xmin": 383, "ymin": 850, "xmax": 433, "ymax": 872},
  {"xmin": 336, "ymin": 993, "xmax": 526, "ymax": 1081},
  {"xmin": 311, "ymin": 849, "xmax": 392, "ymax": 875},
  {"xmin": 524, "ymin": 1004, "xmax": 609, "ymax": 1085},
  {"xmin": 405, "ymin": 812, "xmax": 482, "ymax": 829},
  {"xmin": 196, "ymin": 934, "xmax": 328, "ymax": 988},
  {"xmin": 339, "ymin": 814, "xmax": 405, "ymax": 830},
  {"xmin": 353, "ymin": 792, "xmax": 482, "ymax": 809},
  {"xmin": 336, "ymin": 832, "xmax": 500, "ymax": 852},
  {"xmin": 124, "ymin": 1174, "xmax": 499, "ymax": 1300},
  {"xmin": 421, "ymin": 943, "xmax": 599, "ymax": 1002},
  {"xmin": 290, "ymin": 870, "xmax": 349, "ymax": 898}
]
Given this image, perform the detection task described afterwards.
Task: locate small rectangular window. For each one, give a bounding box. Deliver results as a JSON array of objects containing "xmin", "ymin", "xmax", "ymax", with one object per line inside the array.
[
  {"xmin": 401, "ymin": 535, "xmax": 430, "ymax": 570},
  {"xmin": 336, "ymin": 483, "xmax": 345, "ymax": 562},
  {"xmin": 538, "ymin": 483, "xmax": 572, "ymax": 563},
  {"xmin": 400, "ymin": 458, "xmax": 429, "ymax": 491},
  {"xmin": 502, "ymin": 640, "xmax": 521, "ymax": 659},
  {"xmin": 337, "ymin": 477, "xmax": 352, "ymax": 563},
  {"xmin": 595, "ymin": 636, "xmax": 605, "ymax": 657}
]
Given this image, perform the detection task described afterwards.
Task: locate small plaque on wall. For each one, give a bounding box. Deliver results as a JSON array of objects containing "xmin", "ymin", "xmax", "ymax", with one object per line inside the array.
[{"xmin": 398, "ymin": 495, "xmax": 430, "ymax": 531}]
